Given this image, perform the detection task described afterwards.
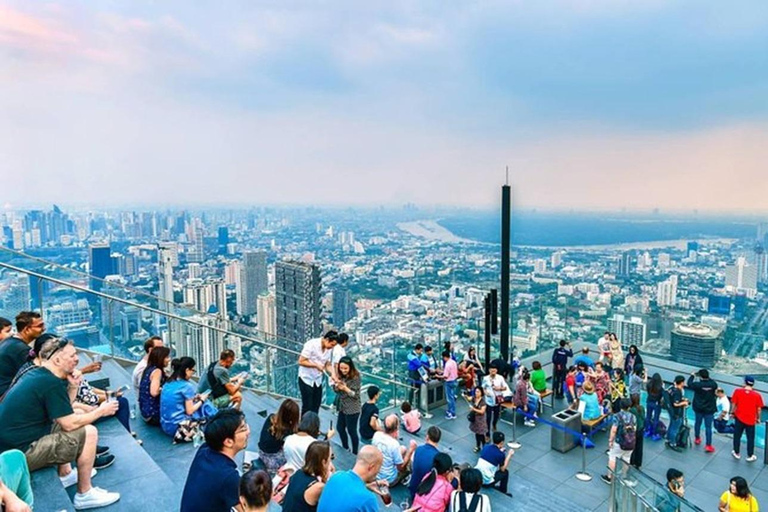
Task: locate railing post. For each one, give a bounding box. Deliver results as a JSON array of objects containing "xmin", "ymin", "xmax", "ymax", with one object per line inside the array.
[
  {"xmin": 107, "ymin": 298, "xmax": 115, "ymax": 357},
  {"xmin": 266, "ymin": 349, "xmax": 272, "ymax": 395},
  {"xmin": 37, "ymin": 277, "xmax": 45, "ymax": 314},
  {"xmin": 508, "ymin": 408, "xmax": 521, "ymax": 449},
  {"xmin": 575, "ymin": 433, "xmax": 592, "ymax": 482}
]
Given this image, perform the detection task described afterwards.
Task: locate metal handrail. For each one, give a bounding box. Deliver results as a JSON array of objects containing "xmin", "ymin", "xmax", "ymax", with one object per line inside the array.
[{"xmin": 0, "ymin": 260, "xmax": 412, "ymax": 392}]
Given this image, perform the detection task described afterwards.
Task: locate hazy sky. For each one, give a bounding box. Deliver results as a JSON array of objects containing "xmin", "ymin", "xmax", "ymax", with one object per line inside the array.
[{"xmin": 2, "ymin": 1, "xmax": 767, "ymax": 210}]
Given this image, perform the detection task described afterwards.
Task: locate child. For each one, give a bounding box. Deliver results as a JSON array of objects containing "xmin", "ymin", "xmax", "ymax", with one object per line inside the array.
[
  {"xmin": 714, "ymin": 388, "xmax": 735, "ymax": 434},
  {"xmin": 401, "ymin": 401, "xmax": 422, "ymax": 435}
]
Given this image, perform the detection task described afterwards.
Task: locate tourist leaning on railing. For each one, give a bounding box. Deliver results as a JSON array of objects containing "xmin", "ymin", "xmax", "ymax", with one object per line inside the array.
[
  {"xmin": 687, "ymin": 369, "xmax": 717, "ymax": 453},
  {"xmin": 645, "ymin": 373, "xmax": 664, "ymax": 440}
]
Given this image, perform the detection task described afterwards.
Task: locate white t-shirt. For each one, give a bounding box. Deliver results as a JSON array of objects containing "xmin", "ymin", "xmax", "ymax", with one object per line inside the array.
[
  {"xmin": 482, "ymin": 375, "xmax": 511, "ymax": 406},
  {"xmin": 717, "ymin": 396, "xmax": 731, "ymax": 417},
  {"xmin": 283, "ymin": 434, "xmax": 316, "ymax": 471},
  {"xmin": 449, "ymin": 490, "xmax": 492, "ymax": 512},
  {"xmin": 372, "ymin": 431, "xmax": 403, "ymax": 484},
  {"xmin": 132, "ymin": 357, "xmax": 148, "ymax": 397},
  {"xmin": 298, "ymin": 338, "xmax": 333, "ymax": 386},
  {"xmin": 331, "ymin": 344, "xmax": 347, "ymax": 366}
]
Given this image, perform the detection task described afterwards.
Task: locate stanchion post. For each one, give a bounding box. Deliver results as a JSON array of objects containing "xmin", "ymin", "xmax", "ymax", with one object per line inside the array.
[
  {"xmin": 508, "ymin": 407, "xmax": 522, "ymax": 449},
  {"xmin": 575, "ymin": 433, "xmax": 592, "ymax": 482}
]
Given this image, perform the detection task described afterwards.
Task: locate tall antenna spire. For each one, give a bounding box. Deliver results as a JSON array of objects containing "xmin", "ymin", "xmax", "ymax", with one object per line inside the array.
[{"xmin": 505, "ymin": 165, "xmax": 509, "ymax": 185}]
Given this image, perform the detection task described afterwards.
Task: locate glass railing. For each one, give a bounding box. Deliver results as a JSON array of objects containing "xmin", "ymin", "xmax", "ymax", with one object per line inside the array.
[
  {"xmin": 609, "ymin": 460, "xmax": 704, "ymax": 512},
  {"xmin": 0, "ymin": 253, "xmax": 413, "ymax": 410}
]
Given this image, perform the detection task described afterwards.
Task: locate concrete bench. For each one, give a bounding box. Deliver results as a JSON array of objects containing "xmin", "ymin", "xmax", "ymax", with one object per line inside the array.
[{"xmin": 30, "ymin": 467, "xmax": 74, "ymax": 512}]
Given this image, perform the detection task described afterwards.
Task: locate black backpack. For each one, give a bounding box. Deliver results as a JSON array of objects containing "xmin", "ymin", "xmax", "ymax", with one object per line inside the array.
[{"xmin": 207, "ymin": 362, "xmax": 229, "ymax": 399}]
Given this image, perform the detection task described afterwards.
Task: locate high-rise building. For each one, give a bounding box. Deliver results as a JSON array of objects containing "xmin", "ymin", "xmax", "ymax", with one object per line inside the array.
[
  {"xmin": 236, "ymin": 251, "xmax": 268, "ymax": 316},
  {"xmin": 178, "ymin": 315, "xmax": 225, "ymax": 371},
  {"xmin": 725, "ymin": 257, "xmax": 758, "ymax": 298},
  {"xmin": 670, "ymin": 322, "xmax": 722, "ymax": 368},
  {"xmin": 755, "ymin": 245, "xmax": 768, "ymax": 284},
  {"xmin": 618, "ymin": 251, "xmax": 632, "ymax": 278},
  {"xmin": 533, "ymin": 259, "xmax": 547, "ymax": 274},
  {"xmin": 257, "ymin": 293, "xmax": 277, "ymax": 339},
  {"xmin": 332, "ymin": 288, "xmax": 356, "ymax": 328},
  {"xmin": 656, "ymin": 275, "xmax": 678, "ymax": 307},
  {"xmin": 657, "ymin": 253, "xmax": 671, "ymax": 268},
  {"xmin": 187, "ymin": 263, "xmax": 201, "ymax": 280},
  {"xmin": 607, "ymin": 314, "xmax": 647, "ymax": 346},
  {"xmin": 158, "ymin": 247, "xmax": 175, "ymax": 309},
  {"xmin": 217, "ymin": 227, "xmax": 229, "ymax": 254},
  {"xmin": 275, "ymin": 260, "xmax": 321, "ymax": 396},
  {"xmin": 1, "ymin": 273, "xmax": 31, "ymax": 318},
  {"xmin": 550, "ymin": 251, "xmax": 562, "ymax": 270},
  {"xmin": 89, "ymin": 243, "xmax": 112, "ymax": 292},
  {"xmin": 707, "ymin": 293, "xmax": 732, "ymax": 316}
]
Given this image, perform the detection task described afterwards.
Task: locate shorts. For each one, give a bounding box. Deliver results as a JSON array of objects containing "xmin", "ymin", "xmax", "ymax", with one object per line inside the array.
[
  {"xmin": 25, "ymin": 424, "xmax": 87, "ymax": 472},
  {"xmin": 608, "ymin": 443, "xmax": 632, "ymax": 464},
  {"xmin": 212, "ymin": 394, "xmax": 232, "ymax": 409}
]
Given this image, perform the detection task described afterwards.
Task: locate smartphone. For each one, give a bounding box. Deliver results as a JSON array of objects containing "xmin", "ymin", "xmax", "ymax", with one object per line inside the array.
[
  {"xmin": 114, "ymin": 385, "xmax": 130, "ymax": 395},
  {"xmin": 197, "ymin": 390, "xmax": 211, "ymax": 402},
  {"xmin": 329, "ymin": 420, "xmax": 333, "ymax": 431}
]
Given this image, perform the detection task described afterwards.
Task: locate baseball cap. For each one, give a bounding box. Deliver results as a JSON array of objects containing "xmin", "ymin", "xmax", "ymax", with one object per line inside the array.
[{"xmin": 745, "ymin": 375, "xmax": 756, "ymax": 386}]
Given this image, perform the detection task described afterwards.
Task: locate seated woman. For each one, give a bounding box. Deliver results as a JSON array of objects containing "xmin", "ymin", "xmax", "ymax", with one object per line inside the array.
[
  {"xmin": 281, "ymin": 441, "xmax": 332, "ymax": 512},
  {"xmin": 139, "ymin": 346, "xmax": 171, "ymax": 425},
  {"xmin": 258, "ymin": 398, "xmax": 300, "ymax": 476},
  {"xmin": 283, "ymin": 412, "xmax": 335, "ymax": 472},
  {"xmin": 238, "ymin": 468, "xmax": 272, "ymax": 512},
  {"xmin": 412, "ymin": 452, "xmax": 456, "ymax": 512},
  {"xmin": 579, "ymin": 381, "xmax": 602, "ymax": 422},
  {"xmin": 529, "ymin": 361, "xmax": 547, "ymax": 395},
  {"xmin": 457, "ymin": 360, "xmax": 476, "ymax": 394},
  {"xmin": 463, "ymin": 347, "xmax": 485, "ymax": 379},
  {"xmin": 449, "ymin": 468, "xmax": 491, "ymax": 512},
  {"xmin": 513, "ymin": 369, "xmax": 539, "ymax": 427},
  {"xmin": 160, "ymin": 357, "xmax": 216, "ymax": 442}
]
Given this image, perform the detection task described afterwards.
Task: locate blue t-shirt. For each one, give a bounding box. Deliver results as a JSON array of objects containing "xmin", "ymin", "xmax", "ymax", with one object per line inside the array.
[
  {"xmin": 180, "ymin": 445, "xmax": 239, "ymax": 512},
  {"xmin": 475, "ymin": 444, "xmax": 506, "ymax": 484},
  {"xmin": 409, "ymin": 443, "xmax": 439, "ymax": 497},
  {"xmin": 573, "ymin": 354, "xmax": 595, "ymax": 369},
  {"xmin": 318, "ymin": 470, "xmax": 378, "ymax": 512},
  {"xmin": 160, "ymin": 379, "xmax": 197, "ymax": 436},
  {"xmin": 581, "ymin": 393, "xmax": 602, "ymax": 420}
]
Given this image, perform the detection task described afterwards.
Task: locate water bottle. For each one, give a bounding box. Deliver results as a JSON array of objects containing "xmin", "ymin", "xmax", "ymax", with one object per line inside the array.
[
  {"xmin": 193, "ymin": 428, "xmax": 204, "ymax": 448},
  {"xmin": 130, "ymin": 402, "xmax": 137, "ymax": 420}
]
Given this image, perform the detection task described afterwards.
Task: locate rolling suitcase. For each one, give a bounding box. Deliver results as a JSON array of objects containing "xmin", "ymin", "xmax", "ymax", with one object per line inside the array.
[{"xmin": 676, "ymin": 408, "xmax": 691, "ymax": 448}]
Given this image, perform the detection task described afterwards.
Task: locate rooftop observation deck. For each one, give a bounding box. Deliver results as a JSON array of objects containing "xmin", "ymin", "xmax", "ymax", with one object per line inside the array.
[{"xmin": 30, "ymin": 349, "xmax": 768, "ymax": 512}]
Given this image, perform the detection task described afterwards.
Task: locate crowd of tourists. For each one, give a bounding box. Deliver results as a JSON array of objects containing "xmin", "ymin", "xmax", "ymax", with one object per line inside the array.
[{"xmin": 0, "ymin": 315, "xmax": 764, "ymax": 512}]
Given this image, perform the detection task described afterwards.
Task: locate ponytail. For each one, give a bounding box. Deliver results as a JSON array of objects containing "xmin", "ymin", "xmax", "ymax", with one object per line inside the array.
[
  {"xmin": 416, "ymin": 452, "xmax": 453, "ymax": 496},
  {"xmin": 169, "ymin": 357, "xmax": 196, "ymax": 381}
]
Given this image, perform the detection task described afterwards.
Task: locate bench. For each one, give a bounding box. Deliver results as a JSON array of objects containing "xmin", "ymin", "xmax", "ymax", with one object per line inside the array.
[
  {"xmin": 538, "ymin": 389, "xmax": 554, "ymax": 412},
  {"xmin": 581, "ymin": 414, "xmax": 609, "ymax": 435},
  {"xmin": 30, "ymin": 467, "xmax": 75, "ymax": 511}
]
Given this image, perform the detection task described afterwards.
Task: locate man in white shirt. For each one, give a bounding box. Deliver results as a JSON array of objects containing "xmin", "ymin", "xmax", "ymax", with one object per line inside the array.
[
  {"xmin": 298, "ymin": 330, "xmax": 339, "ymax": 416},
  {"xmin": 714, "ymin": 388, "xmax": 735, "ymax": 434},
  {"xmin": 372, "ymin": 415, "xmax": 417, "ymax": 487},
  {"xmin": 131, "ymin": 336, "xmax": 163, "ymax": 398}
]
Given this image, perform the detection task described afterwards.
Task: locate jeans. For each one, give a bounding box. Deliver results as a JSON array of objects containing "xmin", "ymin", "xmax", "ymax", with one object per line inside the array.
[
  {"xmin": 645, "ymin": 400, "xmax": 661, "ymax": 435},
  {"xmin": 527, "ymin": 394, "xmax": 539, "ymax": 416},
  {"xmin": 0, "ymin": 449, "xmax": 33, "ymax": 508},
  {"xmin": 486, "ymin": 404, "xmax": 500, "ymax": 432},
  {"xmin": 714, "ymin": 418, "xmax": 735, "ymax": 434},
  {"xmin": 298, "ymin": 378, "xmax": 323, "ymax": 416},
  {"xmin": 482, "ymin": 469, "xmax": 509, "ymax": 494},
  {"xmin": 733, "ymin": 419, "xmax": 756, "ymax": 457},
  {"xmin": 694, "ymin": 412, "xmax": 713, "ymax": 446},
  {"xmin": 667, "ymin": 416, "xmax": 682, "ymax": 446},
  {"xmin": 337, "ymin": 412, "xmax": 360, "ymax": 454},
  {"xmin": 553, "ymin": 367, "xmax": 567, "ymax": 398},
  {"xmin": 445, "ymin": 380, "xmax": 457, "ymax": 416},
  {"xmin": 95, "ymin": 396, "xmax": 131, "ymax": 432}
]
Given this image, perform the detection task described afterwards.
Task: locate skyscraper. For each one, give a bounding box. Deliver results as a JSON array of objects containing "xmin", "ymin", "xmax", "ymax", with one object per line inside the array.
[
  {"xmin": 275, "ymin": 260, "xmax": 321, "ymax": 396},
  {"xmin": 755, "ymin": 245, "xmax": 768, "ymax": 284},
  {"xmin": 656, "ymin": 275, "xmax": 678, "ymax": 307},
  {"xmin": 725, "ymin": 257, "xmax": 758, "ymax": 298},
  {"xmin": 236, "ymin": 251, "xmax": 268, "ymax": 316},
  {"xmin": 670, "ymin": 322, "xmax": 722, "ymax": 368},
  {"xmin": 607, "ymin": 314, "xmax": 647, "ymax": 346},
  {"xmin": 217, "ymin": 227, "xmax": 229, "ymax": 255},
  {"xmin": 257, "ymin": 293, "xmax": 277, "ymax": 339},
  {"xmin": 550, "ymin": 251, "xmax": 562, "ymax": 270},
  {"xmin": 618, "ymin": 251, "xmax": 632, "ymax": 278},
  {"xmin": 158, "ymin": 247, "xmax": 175, "ymax": 309},
  {"xmin": 332, "ymin": 288, "xmax": 356, "ymax": 328},
  {"xmin": 89, "ymin": 242, "xmax": 112, "ymax": 292}
]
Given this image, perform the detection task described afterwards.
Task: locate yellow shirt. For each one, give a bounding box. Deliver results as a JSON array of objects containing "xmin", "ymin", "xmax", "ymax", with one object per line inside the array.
[{"xmin": 720, "ymin": 491, "xmax": 759, "ymax": 512}]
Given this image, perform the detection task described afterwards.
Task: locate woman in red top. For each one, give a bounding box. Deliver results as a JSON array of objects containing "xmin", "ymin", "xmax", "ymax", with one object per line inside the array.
[{"xmin": 731, "ymin": 375, "xmax": 764, "ymax": 461}]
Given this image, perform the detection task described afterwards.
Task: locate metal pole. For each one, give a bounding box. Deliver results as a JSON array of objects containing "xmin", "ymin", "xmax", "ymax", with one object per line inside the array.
[
  {"xmin": 500, "ymin": 183, "xmax": 511, "ymax": 361},
  {"xmin": 508, "ymin": 407, "xmax": 521, "ymax": 449},
  {"xmin": 484, "ymin": 294, "xmax": 492, "ymax": 369},
  {"xmin": 107, "ymin": 298, "xmax": 115, "ymax": 357},
  {"xmin": 266, "ymin": 349, "xmax": 272, "ymax": 395},
  {"xmin": 575, "ymin": 433, "xmax": 593, "ymax": 481},
  {"xmin": 37, "ymin": 277, "xmax": 44, "ymax": 314}
]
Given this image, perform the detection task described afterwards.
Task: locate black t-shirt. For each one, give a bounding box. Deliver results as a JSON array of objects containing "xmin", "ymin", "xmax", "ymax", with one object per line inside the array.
[
  {"xmin": 180, "ymin": 445, "xmax": 240, "ymax": 512},
  {"xmin": 670, "ymin": 388, "xmax": 684, "ymax": 419},
  {"xmin": 258, "ymin": 414, "xmax": 286, "ymax": 454},
  {"xmin": 359, "ymin": 402, "xmax": 379, "ymax": 440},
  {"xmin": 0, "ymin": 366, "xmax": 73, "ymax": 452},
  {"xmin": 282, "ymin": 469, "xmax": 319, "ymax": 512},
  {"xmin": 0, "ymin": 336, "xmax": 31, "ymax": 396}
]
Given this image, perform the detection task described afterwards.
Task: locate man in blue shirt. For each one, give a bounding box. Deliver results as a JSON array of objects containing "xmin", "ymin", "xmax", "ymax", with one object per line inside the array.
[
  {"xmin": 474, "ymin": 431, "xmax": 513, "ymax": 496},
  {"xmin": 573, "ymin": 347, "xmax": 595, "ymax": 369},
  {"xmin": 319, "ymin": 445, "xmax": 385, "ymax": 512},
  {"xmin": 180, "ymin": 409, "xmax": 250, "ymax": 512},
  {"xmin": 408, "ymin": 426, "xmax": 442, "ymax": 499}
]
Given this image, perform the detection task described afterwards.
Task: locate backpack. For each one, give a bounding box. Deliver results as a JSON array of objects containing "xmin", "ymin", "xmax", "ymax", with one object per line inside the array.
[
  {"xmin": 661, "ymin": 385, "xmax": 676, "ymax": 412},
  {"xmin": 207, "ymin": 362, "xmax": 229, "ymax": 399},
  {"xmin": 617, "ymin": 411, "xmax": 637, "ymax": 451},
  {"xmin": 457, "ymin": 492, "xmax": 482, "ymax": 512}
]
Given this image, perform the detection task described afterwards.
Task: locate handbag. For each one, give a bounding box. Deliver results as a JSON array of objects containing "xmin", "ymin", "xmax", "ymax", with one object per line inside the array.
[{"xmin": 467, "ymin": 411, "xmax": 476, "ymax": 423}]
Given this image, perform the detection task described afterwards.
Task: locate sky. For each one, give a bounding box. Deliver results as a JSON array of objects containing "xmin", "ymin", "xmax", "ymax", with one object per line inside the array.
[{"xmin": 1, "ymin": 1, "xmax": 767, "ymax": 211}]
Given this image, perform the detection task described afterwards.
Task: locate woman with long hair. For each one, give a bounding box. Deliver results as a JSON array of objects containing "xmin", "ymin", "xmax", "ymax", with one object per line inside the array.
[
  {"xmin": 645, "ymin": 373, "xmax": 664, "ymax": 440},
  {"xmin": 334, "ymin": 356, "xmax": 361, "ymax": 454},
  {"xmin": 283, "ymin": 412, "xmax": 336, "ymax": 472},
  {"xmin": 239, "ymin": 469, "xmax": 272, "ymax": 512},
  {"xmin": 139, "ymin": 346, "xmax": 171, "ymax": 425},
  {"xmin": 624, "ymin": 345, "xmax": 644, "ymax": 376},
  {"xmin": 258, "ymin": 398, "xmax": 300, "ymax": 475},
  {"xmin": 609, "ymin": 333, "xmax": 625, "ymax": 372},
  {"xmin": 629, "ymin": 394, "xmax": 645, "ymax": 469},
  {"xmin": 449, "ymin": 468, "xmax": 491, "ymax": 512},
  {"xmin": 282, "ymin": 441, "xmax": 332, "ymax": 512},
  {"xmin": 719, "ymin": 476, "xmax": 759, "ymax": 512},
  {"xmin": 412, "ymin": 452, "xmax": 456, "ymax": 512},
  {"xmin": 160, "ymin": 357, "xmax": 216, "ymax": 442},
  {"xmin": 465, "ymin": 386, "xmax": 488, "ymax": 452}
]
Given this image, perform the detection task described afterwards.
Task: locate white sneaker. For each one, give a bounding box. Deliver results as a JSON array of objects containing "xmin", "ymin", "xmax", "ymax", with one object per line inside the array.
[
  {"xmin": 747, "ymin": 455, "xmax": 758, "ymax": 462},
  {"xmin": 59, "ymin": 468, "xmax": 97, "ymax": 488},
  {"xmin": 74, "ymin": 487, "xmax": 120, "ymax": 510},
  {"xmin": 732, "ymin": 451, "xmax": 741, "ymax": 460}
]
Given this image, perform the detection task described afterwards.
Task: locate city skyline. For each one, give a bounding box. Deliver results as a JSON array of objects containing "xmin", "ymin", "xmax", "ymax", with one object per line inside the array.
[{"xmin": 2, "ymin": 1, "xmax": 767, "ymax": 210}]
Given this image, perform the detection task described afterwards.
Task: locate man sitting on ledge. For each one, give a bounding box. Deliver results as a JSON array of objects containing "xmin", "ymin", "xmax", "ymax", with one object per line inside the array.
[
  {"xmin": 197, "ymin": 349, "xmax": 244, "ymax": 410},
  {"xmin": 0, "ymin": 337, "xmax": 120, "ymax": 510}
]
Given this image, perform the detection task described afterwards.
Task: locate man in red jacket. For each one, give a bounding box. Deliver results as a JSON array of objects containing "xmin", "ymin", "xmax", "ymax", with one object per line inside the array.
[{"xmin": 731, "ymin": 375, "xmax": 764, "ymax": 462}]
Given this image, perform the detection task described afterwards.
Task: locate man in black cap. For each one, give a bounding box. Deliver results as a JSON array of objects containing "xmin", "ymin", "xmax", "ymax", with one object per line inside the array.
[{"xmin": 687, "ymin": 369, "xmax": 717, "ymax": 453}]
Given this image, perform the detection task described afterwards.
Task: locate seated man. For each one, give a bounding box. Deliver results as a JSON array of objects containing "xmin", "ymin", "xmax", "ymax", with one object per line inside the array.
[
  {"xmin": 0, "ymin": 449, "xmax": 33, "ymax": 512},
  {"xmin": 197, "ymin": 349, "xmax": 244, "ymax": 410},
  {"xmin": 474, "ymin": 431, "xmax": 513, "ymax": 497},
  {"xmin": 0, "ymin": 338, "xmax": 120, "ymax": 510},
  {"xmin": 714, "ymin": 388, "xmax": 735, "ymax": 434},
  {"xmin": 371, "ymin": 414, "xmax": 417, "ymax": 487},
  {"xmin": 318, "ymin": 445, "xmax": 385, "ymax": 512},
  {"xmin": 180, "ymin": 409, "xmax": 250, "ymax": 512},
  {"xmin": 0, "ymin": 311, "xmax": 45, "ymax": 396}
]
